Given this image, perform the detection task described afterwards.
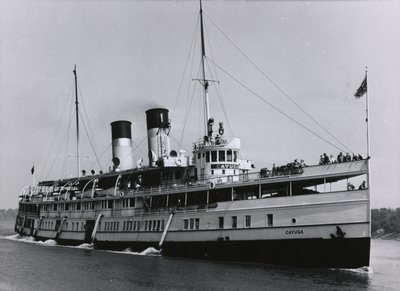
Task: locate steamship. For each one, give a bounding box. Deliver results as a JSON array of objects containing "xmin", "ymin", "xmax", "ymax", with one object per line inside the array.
[{"xmin": 15, "ymin": 2, "xmax": 371, "ymax": 268}]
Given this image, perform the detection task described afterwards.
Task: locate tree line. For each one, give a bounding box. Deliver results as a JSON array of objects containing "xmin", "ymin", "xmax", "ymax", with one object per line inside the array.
[{"xmin": 371, "ymin": 208, "xmax": 400, "ymax": 234}]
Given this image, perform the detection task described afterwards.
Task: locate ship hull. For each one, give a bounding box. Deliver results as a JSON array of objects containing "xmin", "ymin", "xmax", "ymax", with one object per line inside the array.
[{"xmin": 93, "ymin": 237, "xmax": 370, "ymax": 268}]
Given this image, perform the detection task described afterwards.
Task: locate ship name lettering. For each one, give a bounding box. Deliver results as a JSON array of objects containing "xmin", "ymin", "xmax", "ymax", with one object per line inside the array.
[{"xmin": 285, "ymin": 229, "xmax": 304, "ymax": 235}]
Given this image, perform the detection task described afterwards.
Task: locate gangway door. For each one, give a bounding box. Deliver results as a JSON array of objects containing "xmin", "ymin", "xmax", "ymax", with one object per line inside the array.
[{"xmin": 159, "ymin": 212, "xmax": 174, "ymax": 248}]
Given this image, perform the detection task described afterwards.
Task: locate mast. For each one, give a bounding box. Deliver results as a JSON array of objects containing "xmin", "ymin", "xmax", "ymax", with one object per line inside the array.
[
  {"xmin": 200, "ymin": 0, "xmax": 210, "ymax": 137},
  {"xmin": 73, "ymin": 65, "xmax": 81, "ymax": 178}
]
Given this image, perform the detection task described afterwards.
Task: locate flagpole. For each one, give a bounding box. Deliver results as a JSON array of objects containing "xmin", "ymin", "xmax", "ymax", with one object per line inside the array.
[
  {"xmin": 364, "ymin": 67, "xmax": 372, "ymax": 238},
  {"xmin": 365, "ymin": 67, "xmax": 370, "ymax": 158}
]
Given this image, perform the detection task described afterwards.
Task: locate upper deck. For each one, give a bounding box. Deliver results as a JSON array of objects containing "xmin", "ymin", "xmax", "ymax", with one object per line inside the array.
[{"xmin": 20, "ymin": 159, "xmax": 368, "ymax": 204}]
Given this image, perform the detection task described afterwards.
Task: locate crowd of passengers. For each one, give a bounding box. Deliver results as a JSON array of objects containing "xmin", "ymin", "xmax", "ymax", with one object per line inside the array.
[{"xmin": 319, "ymin": 152, "xmax": 363, "ymax": 165}]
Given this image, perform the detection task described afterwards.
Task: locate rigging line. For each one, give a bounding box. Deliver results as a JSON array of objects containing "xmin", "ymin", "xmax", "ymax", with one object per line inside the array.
[
  {"xmin": 178, "ymin": 34, "xmax": 200, "ymax": 140},
  {"xmin": 171, "ymin": 14, "xmax": 200, "ymax": 125},
  {"xmin": 45, "ymin": 103, "xmax": 74, "ymax": 181},
  {"xmin": 39, "ymin": 80, "xmax": 74, "ymax": 180},
  {"xmin": 204, "ymin": 12, "xmax": 352, "ymax": 153},
  {"xmin": 88, "ymin": 142, "xmax": 112, "ymax": 171},
  {"xmin": 169, "ymin": 133, "xmax": 190, "ymax": 153},
  {"xmin": 179, "ymin": 65, "xmax": 202, "ymax": 147},
  {"xmin": 204, "ymin": 24, "xmax": 235, "ymax": 137},
  {"xmin": 207, "ymin": 57, "xmax": 346, "ymax": 152},
  {"xmin": 78, "ymin": 111, "xmax": 103, "ymax": 171},
  {"xmin": 62, "ymin": 94, "xmax": 74, "ymax": 178},
  {"xmin": 204, "ymin": 58, "xmax": 235, "ymax": 138},
  {"xmin": 78, "ymin": 83, "xmax": 101, "ymax": 162},
  {"xmin": 131, "ymin": 136, "xmax": 148, "ymax": 158}
]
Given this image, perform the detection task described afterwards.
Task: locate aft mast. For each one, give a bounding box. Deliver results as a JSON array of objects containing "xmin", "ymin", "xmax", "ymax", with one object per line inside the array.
[
  {"xmin": 73, "ymin": 65, "xmax": 81, "ymax": 178},
  {"xmin": 200, "ymin": 0, "xmax": 210, "ymax": 138}
]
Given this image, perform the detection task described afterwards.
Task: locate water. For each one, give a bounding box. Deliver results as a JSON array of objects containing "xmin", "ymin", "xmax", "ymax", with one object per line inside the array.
[{"xmin": 0, "ymin": 220, "xmax": 399, "ymax": 291}]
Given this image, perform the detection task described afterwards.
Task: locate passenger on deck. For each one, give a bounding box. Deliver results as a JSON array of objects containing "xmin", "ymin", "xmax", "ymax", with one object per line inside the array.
[
  {"xmin": 323, "ymin": 153, "xmax": 330, "ymax": 165},
  {"xmin": 300, "ymin": 159, "xmax": 306, "ymax": 167},
  {"xmin": 215, "ymin": 134, "xmax": 221, "ymax": 145},
  {"xmin": 345, "ymin": 152, "xmax": 352, "ymax": 162},
  {"xmin": 293, "ymin": 159, "xmax": 300, "ymax": 168},
  {"xmin": 359, "ymin": 181, "xmax": 367, "ymax": 190},
  {"xmin": 272, "ymin": 164, "xmax": 276, "ymax": 176},
  {"xmin": 329, "ymin": 155, "xmax": 336, "ymax": 164},
  {"xmin": 347, "ymin": 182, "xmax": 355, "ymax": 191},
  {"xmin": 352, "ymin": 154, "xmax": 359, "ymax": 161},
  {"xmin": 337, "ymin": 152, "xmax": 344, "ymax": 163},
  {"xmin": 358, "ymin": 154, "xmax": 363, "ymax": 160},
  {"xmin": 319, "ymin": 155, "xmax": 324, "ymax": 165}
]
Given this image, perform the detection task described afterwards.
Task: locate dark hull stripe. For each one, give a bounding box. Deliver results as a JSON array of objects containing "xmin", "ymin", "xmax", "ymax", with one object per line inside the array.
[{"xmin": 91, "ymin": 237, "xmax": 370, "ymax": 268}]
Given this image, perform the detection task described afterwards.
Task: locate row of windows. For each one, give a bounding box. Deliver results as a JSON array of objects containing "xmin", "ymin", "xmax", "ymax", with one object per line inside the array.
[
  {"xmin": 197, "ymin": 150, "xmax": 238, "ymax": 163},
  {"xmin": 40, "ymin": 221, "xmax": 54, "ymax": 230},
  {"xmin": 103, "ymin": 221, "xmax": 120, "ymax": 232},
  {"xmin": 183, "ymin": 218, "xmax": 200, "ymax": 230},
  {"xmin": 144, "ymin": 220, "xmax": 165, "ymax": 232},
  {"xmin": 41, "ymin": 198, "xmax": 135, "ymax": 212},
  {"xmin": 122, "ymin": 220, "xmax": 141, "ymax": 231},
  {"xmin": 218, "ymin": 214, "xmax": 273, "ymax": 229}
]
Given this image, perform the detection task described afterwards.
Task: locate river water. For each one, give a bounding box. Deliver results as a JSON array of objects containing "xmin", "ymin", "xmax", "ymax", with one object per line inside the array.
[{"xmin": 0, "ymin": 220, "xmax": 399, "ymax": 291}]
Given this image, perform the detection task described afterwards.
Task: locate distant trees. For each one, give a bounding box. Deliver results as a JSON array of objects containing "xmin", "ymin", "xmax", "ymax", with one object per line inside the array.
[
  {"xmin": 0, "ymin": 209, "xmax": 17, "ymax": 220},
  {"xmin": 371, "ymin": 208, "xmax": 400, "ymax": 234}
]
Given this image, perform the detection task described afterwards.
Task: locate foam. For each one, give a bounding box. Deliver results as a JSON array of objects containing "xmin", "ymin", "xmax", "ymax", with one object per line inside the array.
[{"xmin": 334, "ymin": 266, "xmax": 373, "ymax": 274}]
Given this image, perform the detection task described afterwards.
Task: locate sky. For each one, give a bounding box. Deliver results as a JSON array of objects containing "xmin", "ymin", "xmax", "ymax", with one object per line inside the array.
[{"xmin": 0, "ymin": 0, "xmax": 399, "ymax": 209}]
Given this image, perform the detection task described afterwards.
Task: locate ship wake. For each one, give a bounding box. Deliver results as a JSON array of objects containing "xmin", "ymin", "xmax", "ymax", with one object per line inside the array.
[
  {"xmin": 110, "ymin": 247, "xmax": 161, "ymax": 256},
  {"xmin": 334, "ymin": 266, "xmax": 373, "ymax": 274},
  {"xmin": 2, "ymin": 234, "xmax": 57, "ymax": 246}
]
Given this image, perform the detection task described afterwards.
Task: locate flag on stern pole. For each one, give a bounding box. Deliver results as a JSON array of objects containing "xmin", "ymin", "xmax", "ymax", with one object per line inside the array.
[{"xmin": 354, "ymin": 76, "xmax": 367, "ymax": 98}]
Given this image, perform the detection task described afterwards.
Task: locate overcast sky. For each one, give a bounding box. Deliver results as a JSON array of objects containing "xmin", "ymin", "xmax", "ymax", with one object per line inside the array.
[{"xmin": 1, "ymin": 0, "xmax": 399, "ymax": 209}]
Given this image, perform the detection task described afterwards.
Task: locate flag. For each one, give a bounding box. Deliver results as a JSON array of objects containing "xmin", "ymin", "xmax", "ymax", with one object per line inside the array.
[
  {"xmin": 31, "ymin": 166, "xmax": 34, "ymax": 175},
  {"xmin": 354, "ymin": 76, "xmax": 367, "ymax": 98}
]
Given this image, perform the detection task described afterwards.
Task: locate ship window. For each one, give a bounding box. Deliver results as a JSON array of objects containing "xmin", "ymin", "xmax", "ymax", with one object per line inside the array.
[
  {"xmin": 219, "ymin": 150, "xmax": 226, "ymax": 162},
  {"xmin": 198, "ymin": 153, "xmax": 201, "ymax": 159},
  {"xmin": 227, "ymin": 150, "xmax": 232, "ymax": 162},
  {"xmin": 108, "ymin": 200, "xmax": 113, "ymax": 209},
  {"xmin": 222, "ymin": 170, "xmax": 225, "ymax": 175},
  {"xmin": 211, "ymin": 151, "xmax": 217, "ymax": 162},
  {"xmin": 206, "ymin": 151, "xmax": 210, "ymax": 162},
  {"xmin": 130, "ymin": 198, "xmax": 135, "ymax": 207},
  {"xmin": 267, "ymin": 214, "xmax": 273, "ymax": 227},
  {"xmin": 202, "ymin": 152, "xmax": 205, "ymax": 158},
  {"xmin": 195, "ymin": 218, "xmax": 200, "ymax": 230},
  {"xmin": 65, "ymin": 203, "xmax": 69, "ymax": 211},
  {"xmin": 232, "ymin": 216, "xmax": 237, "ymax": 228},
  {"xmin": 123, "ymin": 221, "xmax": 126, "ymax": 231},
  {"xmin": 145, "ymin": 221, "xmax": 148, "ymax": 231},
  {"xmin": 234, "ymin": 151, "xmax": 238, "ymax": 162},
  {"xmin": 161, "ymin": 220, "xmax": 165, "ymax": 231},
  {"xmin": 137, "ymin": 221, "xmax": 141, "ymax": 231},
  {"xmin": 219, "ymin": 217, "xmax": 224, "ymax": 229},
  {"xmin": 184, "ymin": 219, "xmax": 189, "ymax": 230},
  {"xmin": 245, "ymin": 215, "xmax": 251, "ymax": 227},
  {"xmin": 211, "ymin": 170, "xmax": 214, "ymax": 175},
  {"xmin": 189, "ymin": 218, "xmax": 194, "ymax": 229},
  {"xmin": 77, "ymin": 202, "xmax": 80, "ymax": 210},
  {"xmin": 54, "ymin": 204, "xmax": 57, "ymax": 211},
  {"xmin": 72, "ymin": 222, "xmax": 75, "ymax": 230}
]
